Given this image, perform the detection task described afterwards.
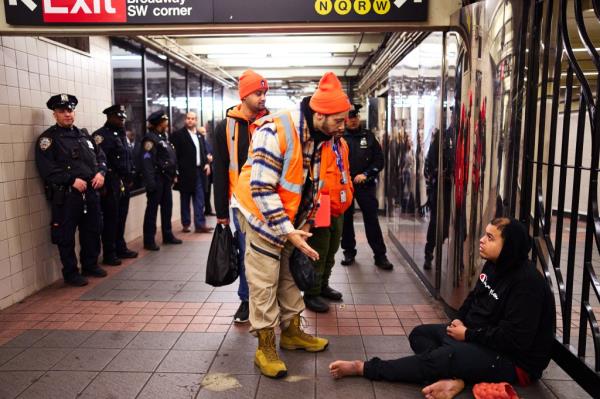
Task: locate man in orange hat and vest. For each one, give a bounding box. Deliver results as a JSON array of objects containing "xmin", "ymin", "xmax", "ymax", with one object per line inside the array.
[
  {"xmin": 232, "ymin": 72, "xmax": 351, "ymax": 378},
  {"xmin": 213, "ymin": 69, "xmax": 269, "ymax": 324},
  {"xmin": 301, "ymin": 121, "xmax": 354, "ymax": 313}
]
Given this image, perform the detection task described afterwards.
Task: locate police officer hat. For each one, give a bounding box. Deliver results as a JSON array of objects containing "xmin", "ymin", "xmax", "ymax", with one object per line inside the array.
[
  {"xmin": 103, "ymin": 104, "xmax": 127, "ymax": 119},
  {"xmin": 147, "ymin": 110, "xmax": 169, "ymax": 125},
  {"xmin": 46, "ymin": 93, "xmax": 78, "ymax": 111},
  {"xmin": 349, "ymin": 103, "xmax": 362, "ymax": 118}
]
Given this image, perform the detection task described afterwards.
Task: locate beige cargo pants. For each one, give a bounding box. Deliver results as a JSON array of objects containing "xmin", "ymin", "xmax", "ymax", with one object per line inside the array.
[{"xmin": 237, "ymin": 213, "xmax": 305, "ymax": 333}]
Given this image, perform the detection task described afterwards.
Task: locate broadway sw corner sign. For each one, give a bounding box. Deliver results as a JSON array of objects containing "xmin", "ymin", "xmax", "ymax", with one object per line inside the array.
[{"xmin": 4, "ymin": 0, "xmax": 427, "ymax": 25}]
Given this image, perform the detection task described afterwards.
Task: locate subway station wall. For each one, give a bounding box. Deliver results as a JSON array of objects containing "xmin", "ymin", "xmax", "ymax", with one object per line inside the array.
[{"xmin": 0, "ymin": 36, "xmax": 179, "ymax": 309}]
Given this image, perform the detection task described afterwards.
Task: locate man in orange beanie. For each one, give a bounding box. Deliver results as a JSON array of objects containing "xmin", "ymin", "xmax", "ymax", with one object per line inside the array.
[
  {"xmin": 213, "ymin": 69, "xmax": 269, "ymax": 324},
  {"xmin": 231, "ymin": 72, "xmax": 350, "ymax": 378}
]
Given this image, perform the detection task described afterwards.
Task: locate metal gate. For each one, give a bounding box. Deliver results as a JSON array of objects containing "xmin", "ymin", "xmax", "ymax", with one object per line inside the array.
[{"xmin": 517, "ymin": 0, "xmax": 600, "ymax": 395}]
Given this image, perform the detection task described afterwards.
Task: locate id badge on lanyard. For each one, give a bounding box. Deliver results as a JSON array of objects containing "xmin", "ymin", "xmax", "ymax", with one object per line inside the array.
[{"xmin": 340, "ymin": 190, "xmax": 347, "ymax": 203}]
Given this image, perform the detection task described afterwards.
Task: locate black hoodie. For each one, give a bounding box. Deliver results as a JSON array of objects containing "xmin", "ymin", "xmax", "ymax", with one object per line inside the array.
[{"xmin": 460, "ymin": 219, "xmax": 555, "ymax": 379}]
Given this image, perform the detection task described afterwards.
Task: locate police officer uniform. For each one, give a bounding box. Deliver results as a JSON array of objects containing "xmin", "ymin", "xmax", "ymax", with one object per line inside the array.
[
  {"xmin": 36, "ymin": 94, "xmax": 108, "ymax": 286},
  {"xmin": 141, "ymin": 110, "xmax": 182, "ymax": 250},
  {"xmin": 92, "ymin": 105, "xmax": 135, "ymax": 265},
  {"xmin": 116, "ymin": 130, "xmax": 139, "ymax": 260},
  {"xmin": 341, "ymin": 104, "xmax": 394, "ymax": 270}
]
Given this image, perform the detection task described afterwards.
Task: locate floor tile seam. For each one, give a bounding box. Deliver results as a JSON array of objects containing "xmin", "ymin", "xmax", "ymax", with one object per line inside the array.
[
  {"xmin": 0, "ymin": 346, "xmax": 26, "ymax": 367},
  {"xmin": 17, "ymin": 369, "xmax": 100, "ymax": 399}
]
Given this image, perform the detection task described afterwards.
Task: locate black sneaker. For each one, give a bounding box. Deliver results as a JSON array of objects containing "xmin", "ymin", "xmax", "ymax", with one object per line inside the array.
[
  {"xmin": 374, "ymin": 256, "xmax": 394, "ymax": 270},
  {"xmin": 233, "ymin": 301, "xmax": 249, "ymax": 323},
  {"xmin": 102, "ymin": 257, "xmax": 122, "ymax": 266},
  {"xmin": 164, "ymin": 236, "xmax": 183, "ymax": 245},
  {"xmin": 144, "ymin": 243, "xmax": 160, "ymax": 251},
  {"xmin": 117, "ymin": 249, "xmax": 138, "ymax": 259},
  {"xmin": 64, "ymin": 274, "xmax": 88, "ymax": 287},
  {"xmin": 82, "ymin": 266, "xmax": 108, "ymax": 278},
  {"xmin": 341, "ymin": 253, "xmax": 355, "ymax": 266},
  {"xmin": 321, "ymin": 286, "xmax": 343, "ymax": 301},
  {"xmin": 304, "ymin": 295, "xmax": 329, "ymax": 313}
]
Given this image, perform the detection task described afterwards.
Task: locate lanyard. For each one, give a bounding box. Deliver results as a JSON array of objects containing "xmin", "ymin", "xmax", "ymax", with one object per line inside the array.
[{"xmin": 332, "ymin": 141, "xmax": 347, "ymax": 184}]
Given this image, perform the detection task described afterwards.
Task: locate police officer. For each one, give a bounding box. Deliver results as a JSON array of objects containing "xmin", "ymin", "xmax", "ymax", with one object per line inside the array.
[
  {"xmin": 36, "ymin": 94, "xmax": 108, "ymax": 286},
  {"xmin": 141, "ymin": 110, "xmax": 182, "ymax": 250},
  {"xmin": 341, "ymin": 104, "xmax": 394, "ymax": 270},
  {"xmin": 115, "ymin": 128, "xmax": 139, "ymax": 260},
  {"xmin": 93, "ymin": 105, "xmax": 130, "ymax": 266}
]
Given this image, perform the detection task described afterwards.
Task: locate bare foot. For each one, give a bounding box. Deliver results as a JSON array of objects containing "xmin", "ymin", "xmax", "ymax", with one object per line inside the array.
[
  {"xmin": 421, "ymin": 379, "xmax": 465, "ymax": 399},
  {"xmin": 328, "ymin": 360, "xmax": 364, "ymax": 379}
]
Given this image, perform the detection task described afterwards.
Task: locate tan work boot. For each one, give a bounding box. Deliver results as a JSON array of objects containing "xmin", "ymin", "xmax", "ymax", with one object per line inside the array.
[
  {"xmin": 255, "ymin": 328, "xmax": 288, "ymax": 378},
  {"xmin": 280, "ymin": 314, "xmax": 329, "ymax": 352}
]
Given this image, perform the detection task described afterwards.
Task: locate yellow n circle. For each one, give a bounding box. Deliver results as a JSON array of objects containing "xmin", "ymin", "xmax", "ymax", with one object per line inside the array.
[{"xmin": 315, "ymin": 0, "xmax": 333, "ymax": 15}]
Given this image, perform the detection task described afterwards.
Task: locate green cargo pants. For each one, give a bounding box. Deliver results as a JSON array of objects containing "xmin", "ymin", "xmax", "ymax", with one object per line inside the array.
[{"xmin": 305, "ymin": 214, "xmax": 344, "ymax": 297}]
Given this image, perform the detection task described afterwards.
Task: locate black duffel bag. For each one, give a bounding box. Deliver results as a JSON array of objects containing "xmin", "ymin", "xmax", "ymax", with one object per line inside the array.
[
  {"xmin": 289, "ymin": 248, "xmax": 316, "ymax": 291},
  {"xmin": 205, "ymin": 224, "xmax": 239, "ymax": 287}
]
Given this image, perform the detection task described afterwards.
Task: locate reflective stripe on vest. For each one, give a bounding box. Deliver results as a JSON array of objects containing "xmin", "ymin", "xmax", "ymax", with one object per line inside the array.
[{"xmin": 276, "ymin": 112, "xmax": 303, "ymax": 195}]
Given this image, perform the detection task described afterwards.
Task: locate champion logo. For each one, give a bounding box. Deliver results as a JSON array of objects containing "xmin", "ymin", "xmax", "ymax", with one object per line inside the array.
[
  {"xmin": 479, "ymin": 273, "xmax": 499, "ymax": 300},
  {"xmin": 260, "ymin": 80, "xmax": 266, "ymax": 87}
]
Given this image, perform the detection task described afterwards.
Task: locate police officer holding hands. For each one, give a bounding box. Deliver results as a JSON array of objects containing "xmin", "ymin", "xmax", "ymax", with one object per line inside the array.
[
  {"xmin": 141, "ymin": 110, "xmax": 182, "ymax": 250},
  {"xmin": 341, "ymin": 104, "xmax": 394, "ymax": 270},
  {"xmin": 36, "ymin": 94, "xmax": 108, "ymax": 286},
  {"xmin": 92, "ymin": 105, "xmax": 133, "ymax": 266}
]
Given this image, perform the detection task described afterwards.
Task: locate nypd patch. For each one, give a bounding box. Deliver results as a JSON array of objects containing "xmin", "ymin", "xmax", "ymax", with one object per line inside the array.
[{"xmin": 39, "ymin": 137, "xmax": 52, "ymax": 151}]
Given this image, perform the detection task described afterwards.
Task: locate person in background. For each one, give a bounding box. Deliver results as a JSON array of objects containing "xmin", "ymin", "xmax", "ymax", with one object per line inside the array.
[
  {"xmin": 92, "ymin": 104, "xmax": 129, "ymax": 266},
  {"xmin": 36, "ymin": 94, "xmax": 108, "ymax": 286},
  {"xmin": 140, "ymin": 111, "xmax": 182, "ymax": 250},
  {"xmin": 115, "ymin": 127, "xmax": 139, "ymax": 259},
  {"xmin": 340, "ymin": 104, "xmax": 393, "ymax": 270},
  {"xmin": 171, "ymin": 112, "xmax": 213, "ymax": 234},
  {"xmin": 199, "ymin": 126, "xmax": 215, "ymax": 216},
  {"xmin": 213, "ymin": 69, "xmax": 269, "ymax": 324},
  {"xmin": 302, "ymin": 121, "xmax": 353, "ymax": 313},
  {"xmin": 329, "ymin": 218, "xmax": 555, "ymax": 399}
]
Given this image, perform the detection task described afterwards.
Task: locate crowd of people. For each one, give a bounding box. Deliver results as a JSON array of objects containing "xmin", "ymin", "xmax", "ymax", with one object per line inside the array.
[{"xmin": 35, "ymin": 70, "xmax": 554, "ymax": 398}]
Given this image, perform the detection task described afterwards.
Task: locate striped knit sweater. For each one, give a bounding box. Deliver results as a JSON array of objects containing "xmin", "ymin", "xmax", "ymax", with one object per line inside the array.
[{"xmin": 233, "ymin": 118, "xmax": 323, "ymax": 247}]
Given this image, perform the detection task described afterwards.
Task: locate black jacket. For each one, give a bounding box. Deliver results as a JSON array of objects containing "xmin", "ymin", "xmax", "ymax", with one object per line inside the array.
[
  {"xmin": 213, "ymin": 106, "xmax": 253, "ymax": 220},
  {"xmin": 459, "ymin": 219, "xmax": 555, "ymax": 379},
  {"xmin": 171, "ymin": 128, "xmax": 209, "ymax": 193},
  {"xmin": 92, "ymin": 123, "xmax": 129, "ymax": 194},
  {"xmin": 344, "ymin": 127, "xmax": 384, "ymax": 185},
  {"xmin": 36, "ymin": 124, "xmax": 107, "ymax": 187},
  {"xmin": 140, "ymin": 130, "xmax": 177, "ymax": 192}
]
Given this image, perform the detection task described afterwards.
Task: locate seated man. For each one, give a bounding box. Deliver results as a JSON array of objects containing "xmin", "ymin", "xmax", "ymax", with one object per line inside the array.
[{"xmin": 329, "ymin": 217, "xmax": 555, "ymax": 399}]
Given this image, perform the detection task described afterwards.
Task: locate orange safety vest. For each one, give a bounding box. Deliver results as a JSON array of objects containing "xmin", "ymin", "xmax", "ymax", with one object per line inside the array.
[
  {"xmin": 233, "ymin": 111, "xmax": 305, "ymax": 223},
  {"xmin": 319, "ymin": 138, "xmax": 354, "ymax": 217},
  {"xmin": 224, "ymin": 108, "xmax": 266, "ymax": 198}
]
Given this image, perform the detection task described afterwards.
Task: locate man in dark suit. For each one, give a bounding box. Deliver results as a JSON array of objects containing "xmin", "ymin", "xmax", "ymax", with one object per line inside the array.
[{"xmin": 171, "ymin": 112, "xmax": 213, "ymax": 233}]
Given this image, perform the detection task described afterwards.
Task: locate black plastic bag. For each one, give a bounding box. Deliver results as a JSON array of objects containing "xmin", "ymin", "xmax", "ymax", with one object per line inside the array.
[
  {"xmin": 290, "ymin": 249, "xmax": 316, "ymax": 291},
  {"xmin": 205, "ymin": 224, "xmax": 239, "ymax": 287}
]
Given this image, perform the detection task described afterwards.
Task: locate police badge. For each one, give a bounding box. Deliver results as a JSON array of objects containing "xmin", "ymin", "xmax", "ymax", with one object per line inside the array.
[{"xmin": 39, "ymin": 137, "xmax": 52, "ymax": 151}]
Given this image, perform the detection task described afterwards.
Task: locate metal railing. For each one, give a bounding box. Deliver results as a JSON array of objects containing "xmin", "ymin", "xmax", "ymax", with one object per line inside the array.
[{"xmin": 518, "ymin": 0, "xmax": 600, "ymax": 395}]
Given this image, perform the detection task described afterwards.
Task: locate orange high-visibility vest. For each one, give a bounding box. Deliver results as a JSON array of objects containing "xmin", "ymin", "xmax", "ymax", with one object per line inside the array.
[
  {"xmin": 319, "ymin": 138, "xmax": 353, "ymax": 217},
  {"xmin": 233, "ymin": 111, "xmax": 304, "ymax": 223}
]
